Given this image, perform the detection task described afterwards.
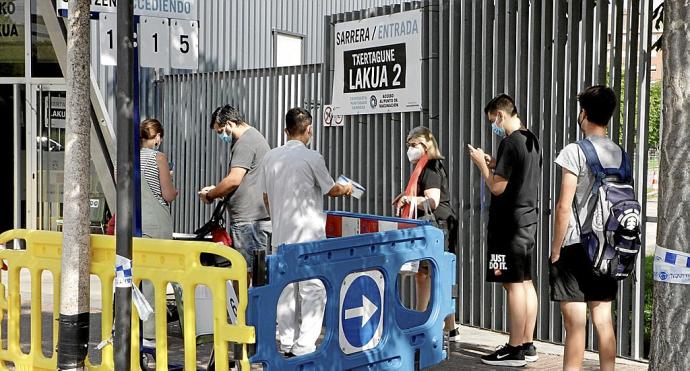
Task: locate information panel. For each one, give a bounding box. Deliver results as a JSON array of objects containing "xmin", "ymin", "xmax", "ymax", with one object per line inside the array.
[
  {"xmin": 139, "ymin": 16, "xmax": 170, "ymax": 68},
  {"xmin": 57, "ymin": 0, "xmax": 198, "ymax": 20},
  {"xmin": 331, "ymin": 10, "xmax": 422, "ymax": 115}
]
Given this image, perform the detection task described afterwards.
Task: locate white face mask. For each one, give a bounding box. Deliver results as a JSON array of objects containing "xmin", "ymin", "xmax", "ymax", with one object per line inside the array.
[
  {"xmin": 407, "ymin": 146, "xmax": 423, "ymax": 162},
  {"xmin": 306, "ymin": 127, "xmax": 313, "ymax": 146}
]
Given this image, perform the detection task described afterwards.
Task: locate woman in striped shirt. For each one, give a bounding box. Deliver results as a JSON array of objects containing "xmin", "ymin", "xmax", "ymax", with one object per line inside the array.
[
  {"xmin": 139, "ymin": 118, "xmax": 177, "ymax": 348},
  {"xmin": 140, "ymin": 118, "xmax": 177, "ymax": 210}
]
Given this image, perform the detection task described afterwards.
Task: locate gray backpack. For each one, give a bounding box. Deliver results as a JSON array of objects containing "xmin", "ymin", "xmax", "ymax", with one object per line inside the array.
[{"xmin": 575, "ymin": 139, "xmax": 641, "ymax": 280}]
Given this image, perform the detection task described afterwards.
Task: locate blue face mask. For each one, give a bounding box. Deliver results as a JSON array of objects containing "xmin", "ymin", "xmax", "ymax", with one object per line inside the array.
[
  {"xmin": 491, "ymin": 122, "xmax": 506, "ymax": 138},
  {"xmin": 218, "ymin": 129, "xmax": 233, "ymax": 145}
]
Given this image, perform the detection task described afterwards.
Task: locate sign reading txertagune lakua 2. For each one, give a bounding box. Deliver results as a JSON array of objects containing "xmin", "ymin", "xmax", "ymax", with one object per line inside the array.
[{"xmin": 332, "ymin": 10, "xmax": 422, "ymax": 115}]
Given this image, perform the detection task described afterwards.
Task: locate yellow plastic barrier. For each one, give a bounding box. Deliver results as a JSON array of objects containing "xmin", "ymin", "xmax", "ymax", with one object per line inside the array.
[{"xmin": 0, "ymin": 229, "xmax": 254, "ymax": 370}]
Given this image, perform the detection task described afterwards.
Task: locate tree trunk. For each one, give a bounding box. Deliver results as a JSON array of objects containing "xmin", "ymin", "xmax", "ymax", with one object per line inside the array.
[
  {"xmin": 57, "ymin": 0, "xmax": 91, "ymax": 369},
  {"xmin": 650, "ymin": 1, "xmax": 690, "ymax": 370}
]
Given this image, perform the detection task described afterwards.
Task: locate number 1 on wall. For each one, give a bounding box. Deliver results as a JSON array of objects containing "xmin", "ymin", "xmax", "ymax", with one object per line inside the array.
[{"xmin": 140, "ymin": 16, "xmax": 170, "ymax": 69}]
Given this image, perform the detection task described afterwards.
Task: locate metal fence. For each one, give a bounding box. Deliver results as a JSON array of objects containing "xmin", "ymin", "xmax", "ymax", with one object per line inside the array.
[
  {"xmin": 159, "ymin": 0, "xmax": 653, "ymax": 360},
  {"xmin": 161, "ymin": 65, "xmax": 323, "ymax": 233}
]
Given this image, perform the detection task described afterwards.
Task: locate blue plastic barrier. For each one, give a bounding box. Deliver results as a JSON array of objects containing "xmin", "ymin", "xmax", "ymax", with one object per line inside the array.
[{"xmin": 248, "ymin": 211, "xmax": 456, "ymax": 370}]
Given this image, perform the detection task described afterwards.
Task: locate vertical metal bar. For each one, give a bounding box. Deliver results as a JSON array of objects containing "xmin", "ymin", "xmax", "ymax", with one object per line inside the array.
[
  {"xmin": 528, "ymin": 0, "xmax": 546, "ymax": 339},
  {"xmin": 517, "ymin": 0, "xmax": 529, "ymax": 118},
  {"xmin": 13, "ymin": 84, "xmax": 22, "ymax": 229},
  {"xmin": 37, "ymin": 86, "xmax": 43, "ymax": 230},
  {"xmin": 115, "ymin": 0, "xmax": 135, "ymax": 367},
  {"xmin": 609, "ymin": 0, "xmax": 624, "ymax": 144},
  {"xmin": 594, "ymin": 0, "xmax": 609, "ymax": 84},
  {"xmin": 631, "ymin": 0, "xmax": 652, "ymax": 359},
  {"xmin": 567, "ymin": 0, "xmax": 581, "ymax": 145},
  {"xmin": 618, "ymin": 0, "xmax": 641, "ymax": 358},
  {"xmin": 580, "ymin": 0, "xmax": 592, "ymax": 89},
  {"xmin": 477, "ymin": 0, "xmax": 492, "ymax": 329},
  {"xmin": 505, "ymin": 0, "xmax": 517, "ymax": 99},
  {"xmin": 550, "ymin": 0, "xmax": 568, "ymax": 342}
]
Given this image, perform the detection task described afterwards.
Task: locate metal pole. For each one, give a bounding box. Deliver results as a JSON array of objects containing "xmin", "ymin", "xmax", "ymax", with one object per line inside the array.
[
  {"xmin": 115, "ymin": 0, "xmax": 135, "ymax": 368},
  {"xmin": 133, "ymin": 29, "xmax": 142, "ymax": 238},
  {"xmin": 13, "ymin": 83, "xmax": 21, "ymax": 230}
]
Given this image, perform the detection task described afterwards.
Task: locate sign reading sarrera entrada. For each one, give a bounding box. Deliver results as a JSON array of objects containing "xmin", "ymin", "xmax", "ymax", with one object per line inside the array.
[{"xmin": 331, "ymin": 10, "xmax": 422, "ymax": 116}]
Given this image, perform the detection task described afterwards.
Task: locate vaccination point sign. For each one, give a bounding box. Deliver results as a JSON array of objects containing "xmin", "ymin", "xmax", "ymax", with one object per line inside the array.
[{"xmin": 331, "ymin": 10, "xmax": 422, "ymax": 115}]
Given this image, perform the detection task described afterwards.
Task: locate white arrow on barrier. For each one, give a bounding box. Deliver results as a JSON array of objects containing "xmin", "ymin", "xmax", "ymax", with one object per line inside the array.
[{"xmin": 344, "ymin": 295, "xmax": 378, "ymax": 327}]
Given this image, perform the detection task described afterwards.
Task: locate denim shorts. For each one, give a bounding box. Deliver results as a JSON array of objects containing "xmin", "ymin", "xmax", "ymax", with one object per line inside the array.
[{"xmin": 229, "ymin": 219, "xmax": 272, "ymax": 271}]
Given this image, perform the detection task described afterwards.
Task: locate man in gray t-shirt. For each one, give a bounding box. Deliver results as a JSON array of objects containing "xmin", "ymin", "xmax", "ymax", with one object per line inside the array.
[
  {"xmin": 199, "ymin": 105, "xmax": 272, "ymax": 272},
  {"xmin": 549, "ymin": 85, "xmax": 622, "ymax": 371},
  {"xmin": 555, "ymin": 135, "xmax": 623, "ymax": 247}
]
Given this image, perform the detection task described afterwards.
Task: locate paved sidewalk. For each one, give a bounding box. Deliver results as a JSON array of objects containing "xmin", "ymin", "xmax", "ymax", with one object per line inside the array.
[
  {"xmin": 432, "ymin": 325, "xmax": 648, "ymax": 370},
  {"xmin": 3, "ymin": 307, "xmax": 649, "ymax": 370}
]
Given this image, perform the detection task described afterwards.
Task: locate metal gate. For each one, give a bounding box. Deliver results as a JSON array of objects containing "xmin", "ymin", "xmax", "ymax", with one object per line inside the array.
[
  {"xmin": 159, "ymin": 0, "xmax": 653, "ymax": 360},
  {"xmin": 160, "ymin": 65, "xmax": 323, "ymax": 233}
]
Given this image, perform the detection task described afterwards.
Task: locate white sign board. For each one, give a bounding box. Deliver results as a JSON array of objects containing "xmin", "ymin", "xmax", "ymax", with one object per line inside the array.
[
  {"xmin": 323, "ymin": 104, "xmax": 344, "ymax": 127},
  {"xmin": 57, "ymin": 0, "xmax": 198, "ymax": 20},
  {"xmin": 170, "ymin": 19, "xmax": 199, "ymax": 69},
  {"xmin": 45, "ymin": 96, "xmax": 66, "ymax": 129},
  {"xmin": 99, "ymin": 13, "xmax": 117, "ymax": 66},
  {"xmin": 139, "ymin": 16, "xmax": 170, "ymax": 68},
  {"xmin": 331, "ymin": 10, "xmax": 423, "ymax": 115}
]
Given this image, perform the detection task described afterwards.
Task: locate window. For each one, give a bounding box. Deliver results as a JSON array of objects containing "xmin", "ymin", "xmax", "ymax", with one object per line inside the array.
[
  {"xmin": 31, "ymin": 0, "xmax": 62, "ymax": 77},
  {"xmin": 274, "ymin": 31, "xmax": 303, "ymax": 67},
  {"xmin": 0, "ymin": 0, "xmax": 25, "ymax": 77}
]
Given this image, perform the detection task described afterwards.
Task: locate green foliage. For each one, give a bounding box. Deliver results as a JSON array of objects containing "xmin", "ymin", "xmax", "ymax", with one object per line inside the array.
[
  {"xmin": 648, "ymin": 82, "xmax": 662, "ymax": 150},
  {"xmin": 644, "ymin": 254, "xmax": 654, "ymax": 357},
  {"xmin": 606, "ymin": 73, "xmax": 661, "ymax": 149}
]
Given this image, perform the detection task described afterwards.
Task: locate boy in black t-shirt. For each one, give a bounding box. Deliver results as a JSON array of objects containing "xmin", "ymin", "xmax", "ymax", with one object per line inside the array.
[{"xmin": 468, "ymin": 94, "xmax": 541, "ymax": 367}]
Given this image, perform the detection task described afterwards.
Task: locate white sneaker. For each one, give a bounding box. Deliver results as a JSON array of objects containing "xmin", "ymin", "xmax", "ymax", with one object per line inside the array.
[{"xmin": 142, "ymin": 338, "xmax": 156, "ymax": 348}]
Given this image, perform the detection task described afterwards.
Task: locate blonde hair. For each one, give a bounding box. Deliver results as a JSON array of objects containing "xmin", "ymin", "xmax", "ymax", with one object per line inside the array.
[
  {"xmin": 407, "ymin": 126, "xmax": 444, "ymax": 160},
  {"xmin": 140, "ymin": 118, "xmax": 163, "ymax": 143}
]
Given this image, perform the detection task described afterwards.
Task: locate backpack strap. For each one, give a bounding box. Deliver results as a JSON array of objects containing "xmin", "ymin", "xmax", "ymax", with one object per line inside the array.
[
  {"xmin": 576, "ymin": 139, "xmax": 606, "ymax": 195},
  {"xmin": 617, "ymin": 144, "xmax": 633, "ymax": 184}
]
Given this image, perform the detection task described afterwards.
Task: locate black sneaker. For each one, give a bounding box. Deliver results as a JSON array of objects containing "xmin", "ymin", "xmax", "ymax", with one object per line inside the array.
[
  {"xmin": 522, "ymin": 342, "xmax": 538, "ymax": 362},
  {"xmin": 447, "ymin": 327, "xmax": 461, "ymax": 343},
  {"xmin": 480, "ymin": 344, "xmax": 527, "ymax": 367}
]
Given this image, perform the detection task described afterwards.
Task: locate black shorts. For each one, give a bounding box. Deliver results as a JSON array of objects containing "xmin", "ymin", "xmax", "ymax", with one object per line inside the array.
[
  {"xmin": 486, "ymin": 223, "xmax": 536, "ymax": 283},
  {"xmin": 549, "ymin": 243, "xmax": 618, "ymax": 302}
]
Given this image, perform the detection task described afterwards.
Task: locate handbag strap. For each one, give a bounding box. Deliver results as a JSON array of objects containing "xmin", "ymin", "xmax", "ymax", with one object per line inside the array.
[{"xmin": 401, "ymin": 154, "xmax": 429, "ymax": 219}]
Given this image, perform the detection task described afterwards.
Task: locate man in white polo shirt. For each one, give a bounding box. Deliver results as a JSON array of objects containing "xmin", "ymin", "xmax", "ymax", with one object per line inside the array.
[{"xmin": 259, "ymin": 107, "xmax": 352, "ymax": 357}]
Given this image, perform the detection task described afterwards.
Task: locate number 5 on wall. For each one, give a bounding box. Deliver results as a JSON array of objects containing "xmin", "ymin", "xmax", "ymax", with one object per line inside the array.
[{"xmin": 171, "ymin": 20, "xmax": 199, "ymax": 70}]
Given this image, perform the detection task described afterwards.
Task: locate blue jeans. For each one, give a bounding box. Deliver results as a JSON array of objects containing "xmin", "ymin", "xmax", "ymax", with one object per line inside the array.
[{"xmin": 230, "ymin": 220, "xmax": 272, "ymax": 271}]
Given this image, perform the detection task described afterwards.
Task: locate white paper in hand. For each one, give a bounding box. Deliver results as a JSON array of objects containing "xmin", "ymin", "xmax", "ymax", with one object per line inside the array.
[{"xmin": 338, "ymin": 175, "xmax": 365, "ymax": 199}]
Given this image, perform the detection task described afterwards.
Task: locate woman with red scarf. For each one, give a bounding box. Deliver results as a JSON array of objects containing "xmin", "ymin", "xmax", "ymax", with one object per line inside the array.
[{"xmin": 395, "ymin": 126, "xmax": 460, "ymax": 341}]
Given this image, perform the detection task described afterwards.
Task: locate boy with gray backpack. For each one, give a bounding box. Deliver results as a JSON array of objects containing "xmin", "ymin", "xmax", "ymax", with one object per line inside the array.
[{"xmin": 549, "ymin": 85, "xmax": 641, "ymax": 371}]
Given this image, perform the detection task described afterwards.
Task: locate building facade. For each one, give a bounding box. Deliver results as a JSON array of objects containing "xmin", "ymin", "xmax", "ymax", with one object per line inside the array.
[{"xmin": 0, "ymin": 0, "xmax": 404, "ymax": 232}]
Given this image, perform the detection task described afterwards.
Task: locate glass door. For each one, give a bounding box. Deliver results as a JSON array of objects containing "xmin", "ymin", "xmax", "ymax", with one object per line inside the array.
[
  {"xmin": 27, "ymin": 84, "xmax": 66, "ymax": 230},
  {"xmin": 27, "ymin": 84, "xmax": 111, "ymax": 232}
]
